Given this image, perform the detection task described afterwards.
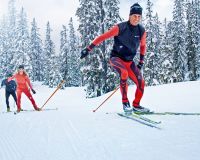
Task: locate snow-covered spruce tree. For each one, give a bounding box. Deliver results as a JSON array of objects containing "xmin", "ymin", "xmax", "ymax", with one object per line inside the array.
[
  {"xmin": 87, "ymin": 0, "xmax": 106, "ymax": 97},
  {"xmin": 100, "ymin": 0, "xmax": 122, "ymax": 93},
  {"xmin": 7, "ymin": 0, "xmax": 17, "ymax": 74},
  {"xmin": 48, "ymin": 54, "xmax": 63, "ymax": 88},
  {"xmin": 13, "ymin": 7, "xmax": 31, "ymax": 73},
  {"xmin": 68, "ymin": 18, "xmax": 81, "ymax": 86},
  {"xmin": 8, "ymin": 0, "xmax": 16, "ymax": 29},
  {"xmin": 0, "ymin": 17, "xmax": 10, "ymax": 79},
  {"xmin": 76, "ymin": 0, "xmax": 103, "ymax": 97},
  {"xmin": 185, "ymin": 1, "xmax": 198, "ymax": 80},
  {"xmin": 159, "ymin": 19, "xmax": 174, "ymax": 84},
  {"xmin": 43, "ymin": 21, "xmax": 56, "ymax": 86},
  {"xmin": 151, "ymin": 13, "xmax": 163, "ymax": 85},
  {"xmin": 0, "ymin": 19, "xmax": 3, "ymax": 79},
  {"xmin": 86, "ymin": 0, "xmax": 107, "ymax": 96},
  {"xmin": 60, "ymin": 25, "xmax": 70, "ymax": 87},
  {"xmin": 144, "ymin": 0, "xmax": 158, "ymax": 86},
  {"xmin": 76, "ymin": 0, "xmax": 121, "ymax": 97},
  {"xmin": 0, "ymin": 0, "xmax": 17, "ymax": 77},
  {"xmin": 30, "ymin": 18, "xmax": 44, "ymax": 81},
  {"xmin": 193, "ymin": 0, "xmax": 200, "ymax": 79},
  {"xmin": 172, "ymin": 0, "xmax": 187, "ymax": 82}
]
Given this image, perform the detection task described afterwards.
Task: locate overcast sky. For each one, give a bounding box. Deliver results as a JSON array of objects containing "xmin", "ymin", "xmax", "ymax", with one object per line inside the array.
[{"xmin": 0, "ymin": 0, "xmax": 173, "ymax": 51}]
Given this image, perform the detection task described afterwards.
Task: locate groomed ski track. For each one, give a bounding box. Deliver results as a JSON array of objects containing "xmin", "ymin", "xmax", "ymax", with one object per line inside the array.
[{"xmin": 0, "ymin": 81, "xmax": 200, "ymax": 160}]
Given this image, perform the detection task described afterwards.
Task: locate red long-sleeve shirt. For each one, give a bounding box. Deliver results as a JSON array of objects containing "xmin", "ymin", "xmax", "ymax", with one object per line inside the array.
[{"xmin": 8, "ymin": 74, "xmax": 33, "ymax": 90}]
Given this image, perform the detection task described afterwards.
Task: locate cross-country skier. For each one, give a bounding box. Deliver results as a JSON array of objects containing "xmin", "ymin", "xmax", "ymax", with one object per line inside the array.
[
  {"xmin": 1, "ymin": 73, "xmax": 17, "ymax": 112},
  {"xmin": 8, "ymin": 65, "xmax": 41, "ymax": 113},
  {"xmin": 80, "ymin": 3, "xmax": 150, "ymax": 114}
]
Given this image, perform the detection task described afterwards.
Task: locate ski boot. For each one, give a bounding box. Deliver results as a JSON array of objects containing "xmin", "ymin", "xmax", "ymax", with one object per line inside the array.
[
  {"xmin": 35, "ymin": 107, "xmax": 42, "ymax": 111},
  {"xmin": 7, "ymin": 107, "xmax": 11, "ymax": 112},
  {"xmin": 132, "ymin": 105, "xmax": 150, "ymax": 114},
  {"xmin": 34, "ymin": 104, "xmax": 42, "ymax": 111},
  {"xmin": 123, "ymin": 102, "xmax": 132, "ymax": 115}
]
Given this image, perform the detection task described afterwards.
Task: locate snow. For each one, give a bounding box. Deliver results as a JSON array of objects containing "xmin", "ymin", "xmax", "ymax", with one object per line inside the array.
[{"xmin": 0, "ymin": 81, "xmax": 200, "ymax": 160}]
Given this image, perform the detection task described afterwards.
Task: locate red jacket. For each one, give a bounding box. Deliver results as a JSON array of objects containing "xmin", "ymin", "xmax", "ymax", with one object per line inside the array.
[{"xmin": 9, "ymin": 73, "xmax": 33, "ymax": 90}]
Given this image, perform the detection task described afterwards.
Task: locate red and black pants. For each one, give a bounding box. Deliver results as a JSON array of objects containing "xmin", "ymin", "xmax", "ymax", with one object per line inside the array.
[
  {"xmin": 110, "ymin": 57, "xmax": 145, "ymax": 107},
  {"xmin": 17, "ymin": 88, "xmax": 38, "ymax": 110}
]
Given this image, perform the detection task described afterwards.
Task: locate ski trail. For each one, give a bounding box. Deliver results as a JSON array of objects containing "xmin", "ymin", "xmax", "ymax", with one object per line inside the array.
[
  {"xmin": 0, "ymin": 119, "xmax": 23, "ymax": 160},
  {"xmin": 0, "ymin": 135, "xmax": 22, "ymax": 160},
  {"xmin": 1, "ymin": 82, "xmax": 200, "ymax": 160},
  {"xmin": 63, "ymin": 120, "xmax": 83, "ymax": 159}
]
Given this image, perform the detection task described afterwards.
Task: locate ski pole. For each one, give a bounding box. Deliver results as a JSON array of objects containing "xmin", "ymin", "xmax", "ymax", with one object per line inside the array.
[
  {"xmin": 40, "ymin": 80, "xmax": 65, "ymax": 109},
  {"xmin": 93, "ymin": 86, "xmax": 120, "ymax": 112}
]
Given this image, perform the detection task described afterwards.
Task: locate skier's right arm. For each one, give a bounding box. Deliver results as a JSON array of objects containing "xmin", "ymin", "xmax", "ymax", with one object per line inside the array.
[
  {"xmin": 80, "ymin": 25, "xmax": 119, "ymax": 59},
  {"xmin": 7, "ymin": 75, "xmax": 16, "ymax": 82},
  {"xmin": 1, "ymin": 79, "xmax": 6, "ymax": 87}
]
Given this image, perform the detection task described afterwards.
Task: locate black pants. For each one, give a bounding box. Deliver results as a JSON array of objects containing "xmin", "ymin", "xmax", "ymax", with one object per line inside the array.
[{"xmin": 5, "ymin": 91, "xmax": 17, "ymax": 108}]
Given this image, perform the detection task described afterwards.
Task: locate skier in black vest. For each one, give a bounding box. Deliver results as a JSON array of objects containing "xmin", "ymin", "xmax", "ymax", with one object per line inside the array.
[
  {"xmin": 1, "ymin": 73, "xmax": 17, "ymax": 112},
  {"xmin": 80, "ymin": 3, "xmax": 150, "ymax": 114}
]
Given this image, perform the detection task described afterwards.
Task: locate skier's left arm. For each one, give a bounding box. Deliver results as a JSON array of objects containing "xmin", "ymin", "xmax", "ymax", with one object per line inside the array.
[
  {"xmin": 137, "ymin": 31, "xmax": 147, "ymax": 70},
  {"xmin": 26, "ymin": 76, "xmax": 36, "ymax": 94},
  {"xmin": 25, "ymin": 76, "xmax": 33, "ymax": 90}
]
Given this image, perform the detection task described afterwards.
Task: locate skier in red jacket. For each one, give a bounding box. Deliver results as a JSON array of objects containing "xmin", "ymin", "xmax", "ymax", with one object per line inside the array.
[
  {"xmin": 8, "ymin": 65, "xmax": 41, "ymax": 113},
  {"xmin": 80, "ymin": 3, "xmax": 150, "ymax": 114}
]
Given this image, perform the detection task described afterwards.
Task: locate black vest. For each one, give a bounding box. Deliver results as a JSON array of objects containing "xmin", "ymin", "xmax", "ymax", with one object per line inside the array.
[{"xmin": 111, "ymin": 21, "xmax": 145, "ymax": 61}]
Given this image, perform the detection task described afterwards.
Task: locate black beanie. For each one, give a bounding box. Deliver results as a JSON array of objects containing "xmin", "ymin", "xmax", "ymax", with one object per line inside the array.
[
  {"xmin": 130, "ymin": 3, "xmax": 142, "ymax": 15},
  {"xmin": 6, "ymin": 73, "xmax": 12, "ymax": 77},
  {"xmin": 18, "ymin": 65, "xmax": 24, "ymax": 69}
]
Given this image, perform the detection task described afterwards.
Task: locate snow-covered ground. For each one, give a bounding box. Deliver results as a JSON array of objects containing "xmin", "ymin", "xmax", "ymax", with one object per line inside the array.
[{"xmin": 0, "ymin": 81, "xmax": 200, "ymax": 160}]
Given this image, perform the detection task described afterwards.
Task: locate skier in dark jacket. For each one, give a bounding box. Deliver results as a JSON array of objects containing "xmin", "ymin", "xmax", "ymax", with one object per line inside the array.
[
  {"xmin": 1, "ymin": 73, "xmax": 17, "ymax": 112},
  {"xmin": 80, "ymin": 3, "xmax": 150, "ymax": 114}
]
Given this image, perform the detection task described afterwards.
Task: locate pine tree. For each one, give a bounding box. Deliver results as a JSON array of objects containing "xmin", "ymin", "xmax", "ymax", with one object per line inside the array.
[
  {"xmin": 43, "ymin": 21, "xmax": 56, "ymax": 86},
  {"xmin": 76, "ymin": 0, "xmax": 121, "ymax": 97},
  {"xmin": 13, "ymin": 7, "xmax": 31, "ymax": 73},
  {"xmin": 100, "ymin": 0, "xmax": 121, "ymax": 93},
  {"xmin": 194, "ymin": 0, "xmax": 200, "ymax": 79},
  {"xmin": 172, "ymin": 0, "xmax": 187, "ymax": 82},
  {"xmin": 159, "ymin": 20, "xmax": 174, "ymax": 84},
  {"xmin": 0, "ymin": 19, "xmax": 3, "ymax": 79},
  {"xmin": 68, "ymin": 18, "xmax": 81, "ymax": 86},
  {"xmin": 0, "ymin": 16, "xmax": 10, "ymax": 79},
  {"xmin": 7, "ymin": 0, "xmax": 17, "ymax": 72},
  {"xmin": 60, "ymin": 25, "xmax": 70, "ymax": 87},
  {"xmin": 30, "ymin": 18, "xmax": 44, "ymax": 81},
  {"xmin": 8, "ymin": 0, "xmax": 16, "ymax": 28},
  {"xmin": 76, "ymin": 0, "xmax": 103, "ymax": 97},
  {"xmin": 0, "ymin": 0, "xmax": 17, "ymax": 77},
  {"xmin": 144, "ymin": 0, "xmax": 158, "ymax": 86},
  {"xmin": 186, "ymin": 1, "xmax": 197, "ymax": 80},
  {"xmin": 48, "ymin": 54, "xmax": 63, "ymax": 88},
  {"xmin": 42, "ymin": 22, "xmax": 62, "ymax": 88},
  {"xmin": 151, "ymin": 13, "xmax": 163, "ymax": 85}
]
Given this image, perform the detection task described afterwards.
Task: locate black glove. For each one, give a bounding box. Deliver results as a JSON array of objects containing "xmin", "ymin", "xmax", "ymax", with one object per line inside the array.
[
  {"xmin": 32, "ymin": 89, "xmax": 36, "ymax": 94},
  {"xmin": 137, "ymin": 62, "xmax": 144, "ymax": 70},
  {"xmin": 80, "ymin": 48, "xmax": 90, "ymax": 59}
]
